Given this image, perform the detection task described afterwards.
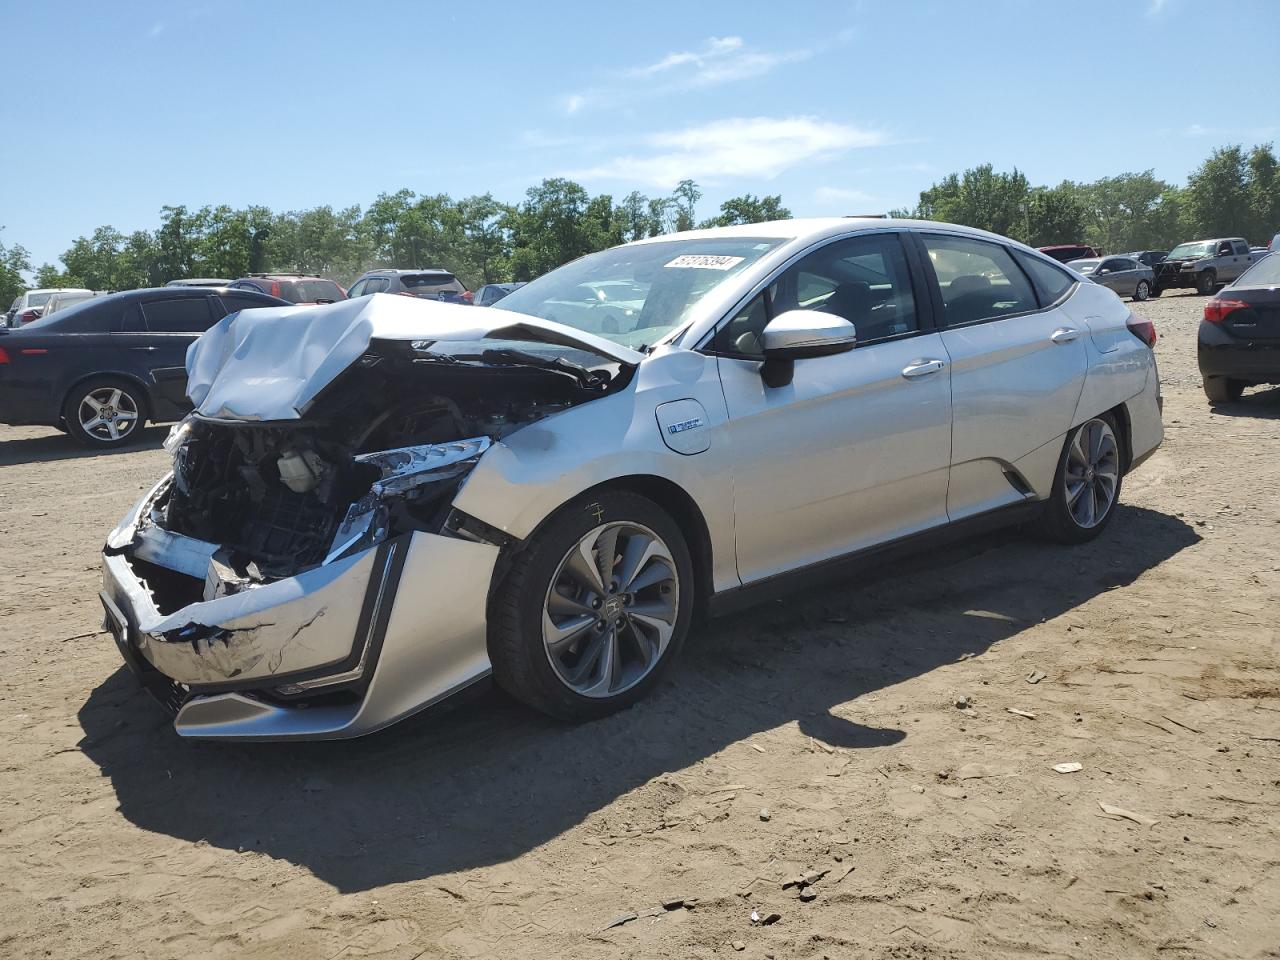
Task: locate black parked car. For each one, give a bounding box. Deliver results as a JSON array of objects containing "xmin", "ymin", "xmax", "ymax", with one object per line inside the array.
[
  {"xmin": 1198, "ymin": 253, "xmax": 1280, "ymax": 404},
  {"xmin": 0, "ymin": 286, "xmax": 288, "ymax": 446}
]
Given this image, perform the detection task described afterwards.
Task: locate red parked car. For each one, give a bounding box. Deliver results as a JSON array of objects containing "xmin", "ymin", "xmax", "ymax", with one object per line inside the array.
[
  {"xmin": 227, "ymin": 274, "xmax": 347, "ymax": 304},
  {"xmin": 1038, "ymin": 244, "xmax": 1100, "ymax": 264}
]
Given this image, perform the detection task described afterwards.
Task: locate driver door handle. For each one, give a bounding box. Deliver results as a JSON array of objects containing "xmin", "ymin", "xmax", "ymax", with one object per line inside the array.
[
  {"xmin": 1050, "ymin": 327, "xmax": 1080, "ymax": 344},
  {"xmin": 901, "ymin": 358, "xmax": 946, "ymax": 379}
]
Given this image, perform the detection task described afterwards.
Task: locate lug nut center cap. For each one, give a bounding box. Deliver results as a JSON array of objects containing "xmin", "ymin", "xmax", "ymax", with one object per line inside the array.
[{"xmin": 602, "ymin": 596, "xmax": 624, "ymax": 620}]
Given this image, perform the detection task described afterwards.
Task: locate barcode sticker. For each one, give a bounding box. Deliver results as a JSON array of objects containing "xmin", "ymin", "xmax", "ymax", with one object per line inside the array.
[{"xmin": 664, "ymin": 255, "xmax": 745, "ymax": 270}]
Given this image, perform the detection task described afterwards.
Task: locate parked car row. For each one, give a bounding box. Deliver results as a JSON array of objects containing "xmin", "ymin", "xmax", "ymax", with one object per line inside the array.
[{"xmin": 4, "ymin": 287, "xmax": 98, "ymax": 327}]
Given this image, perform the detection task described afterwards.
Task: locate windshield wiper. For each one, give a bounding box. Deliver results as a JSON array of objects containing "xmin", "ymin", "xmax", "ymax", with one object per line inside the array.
[{"xmin": 480, "ymin": 348, "xmax": 610, "ymax": 391}]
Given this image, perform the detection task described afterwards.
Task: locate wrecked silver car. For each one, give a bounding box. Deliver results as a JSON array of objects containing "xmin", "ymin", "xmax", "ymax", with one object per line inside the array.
[{"xmin": 101, "ymin": 221, "xmax": 1162, "ymax": 740}]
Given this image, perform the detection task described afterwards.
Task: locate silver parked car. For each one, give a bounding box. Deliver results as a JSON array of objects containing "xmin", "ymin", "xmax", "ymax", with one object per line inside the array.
[
  {"xmin": 1068, "ymin": 256, "xmax": 1155, "ymax": 301},
  {"xmin": 100, "ymin": 219, "xmax": 1163, "ymax": 740}
]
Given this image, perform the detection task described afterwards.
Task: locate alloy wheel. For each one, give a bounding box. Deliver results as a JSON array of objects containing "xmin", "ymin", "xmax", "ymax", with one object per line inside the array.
[
  {"xmin": 1064, "ymin": 419, "xmax": 1120, "ymax": 529},
  {"xmin": 542, "ymin": 521, "xmax": 679, "ymax": 698},
  {"xmin": 78, "ymin": 387, "xmax": 139, "ymax": 442}
]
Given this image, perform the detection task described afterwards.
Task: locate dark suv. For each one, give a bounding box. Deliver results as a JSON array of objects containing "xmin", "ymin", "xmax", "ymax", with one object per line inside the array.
[
  {"xmin": 228, "ymin": 274, "xmax": 346, "ymax": 304},
  {"xmin": 0, "ymin": 286, "xmax": 287, "ymax": 446},
  {"xmin": 347, "ymin": 269, "xmax": 471, "ymax": 302}
]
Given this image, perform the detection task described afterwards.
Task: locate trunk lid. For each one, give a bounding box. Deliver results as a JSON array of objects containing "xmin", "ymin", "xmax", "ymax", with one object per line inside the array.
[{"xmin": 187, "ymin": 293, "xmax": 642, "ymax": 421}]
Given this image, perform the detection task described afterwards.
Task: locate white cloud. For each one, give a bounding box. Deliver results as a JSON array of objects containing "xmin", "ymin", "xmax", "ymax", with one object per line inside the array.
[
  {"xmin": 566, "ymin": 116, "xmax": 888, "ymax": 188},
  {"xmin": 559, "ymin": 34, "xmax": 825, "ymax": 113},
  {"xmin": 629, "ymin": 35, "xmax": 811, "ymax": 88}
]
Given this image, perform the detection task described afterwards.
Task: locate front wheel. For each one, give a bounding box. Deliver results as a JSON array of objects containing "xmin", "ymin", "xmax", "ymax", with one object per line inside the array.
[
  {"xmin": 488, "ymin": 490, "xmax": 694, "ymax": 721},
  {"xmin": 1034, "ymin": 415, "xmax": 1124, "ymax": 544},
  {"xmin": 1133, "ymin": 280, "xmax": 1150, "ymax": 301},
  {"xmin": 1148, "ymin": 283, "xmax": 1162, "ymax": 298},
  {"xmin": 1196, "ymin": 270, "xmax": 1217, "ymax": 295},
  {"xmin": 62, "ymin": 378, "xmax": 148, "ymax": 447},
  {"xmin": 1203, "ymin": 376, "xmax": 1245, "ymax": 404}
]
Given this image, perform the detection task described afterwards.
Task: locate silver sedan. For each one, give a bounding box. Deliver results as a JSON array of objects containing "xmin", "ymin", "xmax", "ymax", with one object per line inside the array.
[
  {"xmin": 100, "ymin": 218, "xmax": 1163, "ymax": 739},
  {"xmin": 1069, "ymin": 256, "xmax": 1156, "ymax": 301}
]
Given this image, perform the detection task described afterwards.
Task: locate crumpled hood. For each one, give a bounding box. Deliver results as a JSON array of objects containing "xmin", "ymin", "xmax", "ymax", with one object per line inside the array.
[{"xmin": 186, "ymin": 293, "xmax": 642, "ymax": 421}]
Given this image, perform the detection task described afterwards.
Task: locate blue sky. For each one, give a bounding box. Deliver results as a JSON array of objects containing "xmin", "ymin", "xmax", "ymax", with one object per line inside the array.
[{"xmin": 1, "ymin": 0, "xmax": 1277, "ymax": 270}]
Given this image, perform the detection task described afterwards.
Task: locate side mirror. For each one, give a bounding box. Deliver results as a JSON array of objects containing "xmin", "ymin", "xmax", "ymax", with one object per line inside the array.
[{"xmin": 760, "ymin": 309, "xmax": 857, "ymax": 388}]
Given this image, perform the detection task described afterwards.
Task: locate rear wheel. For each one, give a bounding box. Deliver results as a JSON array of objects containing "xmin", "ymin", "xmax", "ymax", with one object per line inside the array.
[
  {"xmin": 1148, "ymin": 283, "xmax": 1162, "ymax": 298},
  {"xmin": 1196, "ymin": 270, "xmax": 1217, "ymax": 295},
  {"xmin": 1203, "ymin": 376, "xmax": 1245, "ymax": 404},
  {"xmin": 62, "ymin": 378, "xmax": 148, "ymax": 447},
  {"xmin": 489, "ymin": 490, "xmax": 693, "ymax": 721},
  {"xmin": 1133, "ymin": 280, "xmax": 1150, "ymax": 301},
  {"xmin": 1034, "ymin": 415, "xmax": 1123, "ymax": 544}
]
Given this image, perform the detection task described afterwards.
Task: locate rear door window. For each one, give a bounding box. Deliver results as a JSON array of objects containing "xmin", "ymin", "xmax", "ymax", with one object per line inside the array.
[
  {"xmin": 365, "ymin": 277, "xmax": 391, "ymax": 294},
  {"xmin": 141, "ymin": 297, "xmax": 217, "ymax": 333},
  {"xmin": 1231, "ymin": 240, "xmax": 1249, "ymax": 256},
  {"xmin": 920, "ymin": 234, "xmax": 1038, "ymax": 327}
]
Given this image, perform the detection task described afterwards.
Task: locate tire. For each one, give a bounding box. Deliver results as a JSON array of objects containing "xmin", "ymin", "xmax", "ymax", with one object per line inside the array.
[
  {"xmin": 1203, "ymin": 376, "xmax": 1245, "ymax": 404},
  {"xmin": 1133, "ymin": 280, "xmax": 1150, "ymax": 301},
  {"xmin": 1196, "ymin": 270, "xmax": 1217, "ymax": 295},
  {"xmin": 1033, "ymin": 414, "xmax": 1124, "ymax": 545},
  {"xmin": 1149, "ymin": 283, "xmax": 1162, "ymax": 298},
  {"xmin": 61, "ymin": 377, "xmax": 148, "ymax": 447},
  {"xmin": 489, "ymin": 490, "xmax": 694, "ymax": 721}
]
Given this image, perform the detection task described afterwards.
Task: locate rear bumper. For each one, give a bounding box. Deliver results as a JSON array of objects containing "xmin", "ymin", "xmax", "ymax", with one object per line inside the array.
[
  {"xmin": 0, "ymin": 378, "xmax": 59, "ymax": 427},
  {"xmin": 101, "ymin": 482, "xmax": 499, "ymax": 740},
  {"xmin": 1198, "ymin": 322, "xmax": 1280, "ymax": 382}
]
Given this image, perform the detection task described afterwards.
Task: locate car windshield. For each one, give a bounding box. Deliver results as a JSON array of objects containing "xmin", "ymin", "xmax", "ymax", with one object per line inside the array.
[
  {"xmin": 1168, "ymin": 241, "xmax": 1215, "ymax": 259},
  {"xmin": 494, "ymin": 238, "xmax": 784, "ymax": 348},
  {"xmin": 1069, "ymin": 259, "xmax": 1101, "ymax": 272},
  {"xmin": 28, "ymin": 292, "xmax": 54, "ymax": 307},
  {"xmin": 1235, "ymin": 253, "xmax": 1280, "ymax": 287},
  {"xmin": 280, "ymin": 279, "xmax": 345, "ymax": 302}
]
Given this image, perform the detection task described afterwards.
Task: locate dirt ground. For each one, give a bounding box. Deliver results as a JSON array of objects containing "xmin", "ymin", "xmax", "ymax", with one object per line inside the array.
[{"xmin": 1, "ymin": 290, "xmax": 1278, "ymax": 960}]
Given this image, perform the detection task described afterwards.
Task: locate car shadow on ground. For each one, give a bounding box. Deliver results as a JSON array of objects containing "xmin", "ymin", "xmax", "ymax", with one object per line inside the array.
[
  {"xmin": 1212, "ymin": 385, "xmax": 1280, "ymax": 419},
  {"xmin": 0, "ymin": 425, "xmax": 167, "ymax": 466},
  {"xmin": 78, "ymin": 504, "xmax": 1197, "ymax": 892}
]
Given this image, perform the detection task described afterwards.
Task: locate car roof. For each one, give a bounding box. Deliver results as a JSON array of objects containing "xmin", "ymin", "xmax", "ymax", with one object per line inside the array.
[
  {"xmin": 241, "ymin": 273, "xmax": 333, "ymax": 281},
  {"xmin": 362, "ymin": 268, "xmax": 454, "ymax": 276},
  {"xmin": 628, "ymin": 216, "xmax": 1042, "ymax": 250}
]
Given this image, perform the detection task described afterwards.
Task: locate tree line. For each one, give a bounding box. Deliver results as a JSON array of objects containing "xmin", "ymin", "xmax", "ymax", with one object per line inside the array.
[
  {"xmin": 891, "ymin": 142, "xmax": 1279, "ymax": 253},
  {"xmin": 2, "ymin": 141, "xmax": 1275, "ymax": 310},
  {"xmin": 0, "ymin": 180, "xmax": 787, "ymax": 306}
]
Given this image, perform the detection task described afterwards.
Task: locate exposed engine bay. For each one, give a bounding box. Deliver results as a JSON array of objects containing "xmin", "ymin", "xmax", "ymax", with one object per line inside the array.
[{"xmin": 148, "ymin": 338, "xmax": 626, "ymax": 589}]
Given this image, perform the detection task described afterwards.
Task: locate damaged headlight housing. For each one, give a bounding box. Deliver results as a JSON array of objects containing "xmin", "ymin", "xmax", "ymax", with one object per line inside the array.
[
  {"xmin": 163, "ymin": 416, "xmax": 196, "ymax": 455},
  {"xmin": 324, "ymin": 436, "xmax": 491, "ymax": 563}
]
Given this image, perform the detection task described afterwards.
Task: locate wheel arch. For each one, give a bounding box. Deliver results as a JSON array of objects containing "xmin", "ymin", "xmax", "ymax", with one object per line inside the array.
[
  {"xmin": 61, "ymin": 369, "xmax": 155, "ymax": 422},
  {"xmin": 496, "ymin": 474, "xmax": 717, "ymax": 620}
]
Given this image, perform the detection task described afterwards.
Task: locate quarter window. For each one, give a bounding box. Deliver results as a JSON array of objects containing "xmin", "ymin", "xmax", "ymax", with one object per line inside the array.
[
  {"xmin": 1013, "ymin": 251, "xmax": 1078, "ymax": 305},
  {"xmin": 347, "ymin": 279, "xmax": 368, "ymax": 297},
  {"xmin": 920, "ymin": 234, "xmax": 1038, "ymax": 327}
]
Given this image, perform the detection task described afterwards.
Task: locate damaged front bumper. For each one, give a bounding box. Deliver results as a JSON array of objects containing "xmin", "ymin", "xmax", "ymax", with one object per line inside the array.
[{"xmin": 101, "ymin": 477, "xmax": 500, "ymax": 740}]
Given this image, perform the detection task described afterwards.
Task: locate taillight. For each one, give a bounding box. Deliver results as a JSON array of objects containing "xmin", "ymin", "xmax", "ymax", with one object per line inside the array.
[
  {"xmin": 1204, "ymin": 298, "xmax": 1248, "ymax": 324},
  {"xmin": 461, "ymin": 290, "xmax": 474, "ymax": 303},
  {"xmin": 19, "ymin": 310, "xmax": 39, "ymax": 325},
  {"xmin": 269, "ymin": 281, "xmax": 281, "ymax": 298},
  {"xmin": 1126, "ymin": 313, "xmax": 1157, "ymax": 347},
  {"xmin": 0, "ymin": 346, "xmax": 9, "ymax": 364}
]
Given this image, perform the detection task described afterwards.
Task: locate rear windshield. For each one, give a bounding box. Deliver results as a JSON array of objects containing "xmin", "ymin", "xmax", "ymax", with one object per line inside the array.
[
  {"xmin": 402, "ymin": 274, "xmax": 458, "ymax": 289},
  {"xmin": 278, "ymin": 279, "xmax": 345, "ymax": 302},
  {"xmin": 28, "ymin": 292, "xmax": 54, "ymax": 307},
  {"xmin": 1235, "ymin": 253, "xmax": 1280, "ymax": 287}
]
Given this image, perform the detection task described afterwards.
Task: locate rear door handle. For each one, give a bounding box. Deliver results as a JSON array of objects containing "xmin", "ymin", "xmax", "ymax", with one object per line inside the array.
[
  {"xmin": 902, "ymin": 358, "xmax": 946, "ymax": 379},
  {"xmin": 1050, "ymin": 327, "xmax": 1080, "ymax": 344}
]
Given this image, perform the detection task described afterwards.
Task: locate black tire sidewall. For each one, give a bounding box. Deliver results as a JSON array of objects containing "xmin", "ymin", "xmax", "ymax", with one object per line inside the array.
[
  {"xmin": 490, "ymin": 490, "xmax": 695, "ymax": 720},
  {"xmin": 1134, "ymin": 281, "xmax": 1149, "ymax": 301},
  {"xmin": 62, "ymin": 377, "xmax": 148, "ymax": 447},
  {"xmin": 1197, "ymin": 270, "xmax": 1216, "ymax": 295}
]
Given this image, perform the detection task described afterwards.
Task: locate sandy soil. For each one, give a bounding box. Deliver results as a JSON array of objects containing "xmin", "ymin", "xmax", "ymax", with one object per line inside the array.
[{"xmin": 1, "ymin": 290, "xmax": 1278, "ymax": 960}]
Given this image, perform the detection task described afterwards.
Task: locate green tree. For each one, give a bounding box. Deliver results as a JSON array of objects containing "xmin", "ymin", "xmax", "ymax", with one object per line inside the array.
[
  {"xmin": 700, "ymin": 194, "xmax": 791, "ymax": 227},
  {"xmin": 672, "ymin": 179, "xmax": 702, "ymax": 232},
  {"xmin": 1074, "ymin": 171, "xmax": 1174, "ymax": 252},
  {"xmin": 0, "ymin": 232, "xmax": 32, "ymax": 307},
  {"xmin": 507, "ymin": 178, "xmax": 598, "ymax": 280},
  {"xmin": 1023, "ymin": 183, "xmax": 1087, "ymax": 247},
  {"xmin": 619, "ymin": 191, "xmax": 650, "ymax": 242},
  {"xmin": 1182, "ymin": 145, "xmax": 1253, "ymax": 240},
  {"xmin": 1245, "ymin": 143, "xmax": 1279, "ymax": 243},
  {"xmin": 907, "ymin": 165, "xmax": 1031, "ymax": 240}
]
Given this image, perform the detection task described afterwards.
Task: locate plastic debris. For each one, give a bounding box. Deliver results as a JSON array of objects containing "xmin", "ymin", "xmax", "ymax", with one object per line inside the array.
[
  {"xmin": 1053, "ymin": 762, "xmax": 1084, "ymax": 774},
  {"xmin": 602, "ymin": 912, "xmax": 637, "ymax": 931},
  {"xmin": 1026, "ymin": 670, "xmax": 1048, "ymax": 684},
  {"xmin": 1007, "ymin": 708, "xmax": 1037, "ymax": 719},
  {"xmin": 1098, "ymin": 801, "xmax": 1157, "ymax": 826}
]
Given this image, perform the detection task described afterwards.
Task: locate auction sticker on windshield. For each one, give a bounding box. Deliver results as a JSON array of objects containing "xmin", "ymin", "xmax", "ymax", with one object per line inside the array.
[{"xmin": 664, "ymin": 254, "xmax": 746, "ymax": 270}]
